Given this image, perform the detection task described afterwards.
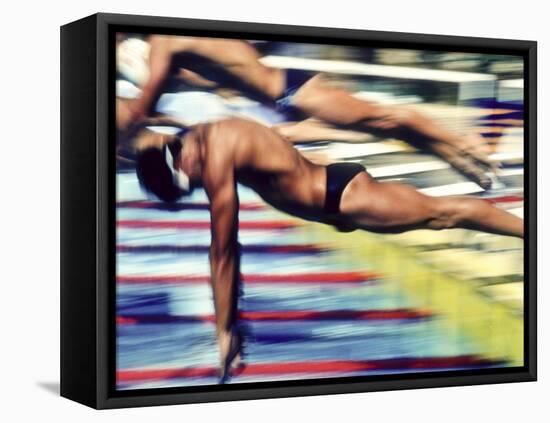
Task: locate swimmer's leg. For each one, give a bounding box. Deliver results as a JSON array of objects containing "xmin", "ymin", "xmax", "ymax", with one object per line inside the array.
[
  {"xmin": 292, "ymin": 76, "xmax": 491, "ymax": 163},
  {"xmin": 339, "ymin": 173, "xmax": 524, "ymax": 238}
]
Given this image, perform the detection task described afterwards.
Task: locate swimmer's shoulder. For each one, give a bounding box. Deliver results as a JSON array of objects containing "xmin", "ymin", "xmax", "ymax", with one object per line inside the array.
[
  {"xmin": 208, "ymin": 117, "xmax": 265, "ymax": 135},
  {"xmin": 203, "ymin": 119, "xmax": 263, "ymax": 165},
  {"xmin": 197, "ymin": 119, "xmax": 241, "ymax": 152}
]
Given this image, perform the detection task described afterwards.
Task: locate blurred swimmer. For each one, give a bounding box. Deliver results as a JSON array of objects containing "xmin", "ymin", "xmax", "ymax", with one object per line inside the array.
[
  {"xmin": 118, "ymin": 35, "xmax": 495, "ymax": 188},
  {"xmin": 132, "ymin": 117, "xmax": 524, "ymax": 380}
]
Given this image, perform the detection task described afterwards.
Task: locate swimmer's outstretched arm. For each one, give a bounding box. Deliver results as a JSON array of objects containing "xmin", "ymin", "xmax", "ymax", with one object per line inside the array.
[
  {"xmin": 116, "ymin": 111, "xmax": 192, "ymax": 151},
  {"xmin": 127, "ymin": 36, "xmax": 178, "ymax": 123},
  {"xmin": 122, "ymin": 35, "xmax": 201, "ymax": 127},
  {"xmin": 203, "ymin": 145, "xmax": 242, "ymax": 379}
]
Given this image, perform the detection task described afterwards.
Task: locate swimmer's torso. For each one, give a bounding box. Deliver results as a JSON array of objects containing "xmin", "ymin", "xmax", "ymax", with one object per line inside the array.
[
  {"xmin": 155, "ymin": 35, "xmax": 284, "ymax": 100},
  {"xmin": 199, "ymin": 119, "xmax": 326, "ymax": 216}
]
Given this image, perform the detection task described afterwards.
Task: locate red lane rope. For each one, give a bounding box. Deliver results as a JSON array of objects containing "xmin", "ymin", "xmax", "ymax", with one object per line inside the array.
[
  {"xmin": 485, "ymin": 195, "xmax": 523, "ymax": 204},
  {"xmin": 117, "ymin": 355, "xmax": 500, "ymax": 382},
  {"xmin": 117, "ymin": 244, "xmax": 327, "ymax": 254},
  {"xmin": 116, "ymin": 309, "xmax": 432, "ymax": 325},
  {"xmin": 117, "ymin": 220, "xmax": 299, "ymax": 230},
  {"xmin": 117, "ymin": 197, "xmax": 521, "ymax": 211},
  {"xmin": 117, "ymin": 200, "xmax": 265, "ymax": 211},
  {"xmin": 117, "ymin": 271, "xmax": 378, "ymax": 285}
]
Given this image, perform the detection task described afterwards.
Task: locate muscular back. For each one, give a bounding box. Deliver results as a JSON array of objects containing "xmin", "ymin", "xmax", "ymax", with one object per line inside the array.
[
  {"xmin": 200, "ymin": 119, "xmax": 326, "ymax": 214},
  {"xmin": 155, "ymin": 35, "xmax": 284, "ymax": 100}
]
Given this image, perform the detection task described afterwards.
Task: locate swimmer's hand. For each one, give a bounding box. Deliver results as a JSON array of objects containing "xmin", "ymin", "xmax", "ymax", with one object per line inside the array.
[
  {"xmin": 116, "ymin": 98, "xmax": 134, "ymax": 132},
  {"xmin": 116, "ymin": 98, "xmax": 146, "ymax": 132},
  {"xmin": 217, "ymin": 329, "xmax": 243, "ymax": 384}
]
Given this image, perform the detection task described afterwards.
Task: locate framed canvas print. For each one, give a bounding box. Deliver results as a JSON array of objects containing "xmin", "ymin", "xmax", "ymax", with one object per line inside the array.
[{"xmin": 60, "ymin": 13, "xmax": 537, "ymax": 409}]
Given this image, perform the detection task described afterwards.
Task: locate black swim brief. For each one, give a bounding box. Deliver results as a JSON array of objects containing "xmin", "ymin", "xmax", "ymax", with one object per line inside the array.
[
  {"xmin": 324, "ymin": 162, "xmax": 366, "ymax": 214},
  {"xmin": 275, "ymin": 68, "xmax": 315, "ymax": 121}
]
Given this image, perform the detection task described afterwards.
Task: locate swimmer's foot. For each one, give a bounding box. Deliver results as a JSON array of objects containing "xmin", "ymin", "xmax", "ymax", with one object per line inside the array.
[
  {"xmin": 429, "ymin": 141, "xmax": 497, "ymax": 190},
  {"xmin": 460, "ymin": 133, "xmax": 500, "ymax": 169}
]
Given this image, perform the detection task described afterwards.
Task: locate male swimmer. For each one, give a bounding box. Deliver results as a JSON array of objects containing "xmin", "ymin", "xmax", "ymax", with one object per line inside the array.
[
  {"xmin": 132, "ymin": 117, "xmax": 523, "ymax": 381},
  {"xmin": 119, "ymin": 35, "xmax": 495, "ymax": 188}
]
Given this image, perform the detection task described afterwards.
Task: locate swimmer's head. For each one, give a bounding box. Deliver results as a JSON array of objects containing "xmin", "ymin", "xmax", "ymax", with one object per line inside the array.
[{"xmin": 136, "ymin": 132, "xmax": 197, "ymax": 202}]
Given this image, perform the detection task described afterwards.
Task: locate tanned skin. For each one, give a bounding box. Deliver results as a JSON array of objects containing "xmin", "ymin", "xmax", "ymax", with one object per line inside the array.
[
  {"xmin": 135, "ymin": 118, "xmax": 523, "ymax": 380},
  {"xmin": 121, "ymin": 35, "xmax": 495, "ymax": 188}
]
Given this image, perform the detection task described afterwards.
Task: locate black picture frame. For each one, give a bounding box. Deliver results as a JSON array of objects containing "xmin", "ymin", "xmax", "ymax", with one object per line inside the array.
[{"xmin": 60, "ymin": 12, "xmax": 537, "ymax": 409}]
